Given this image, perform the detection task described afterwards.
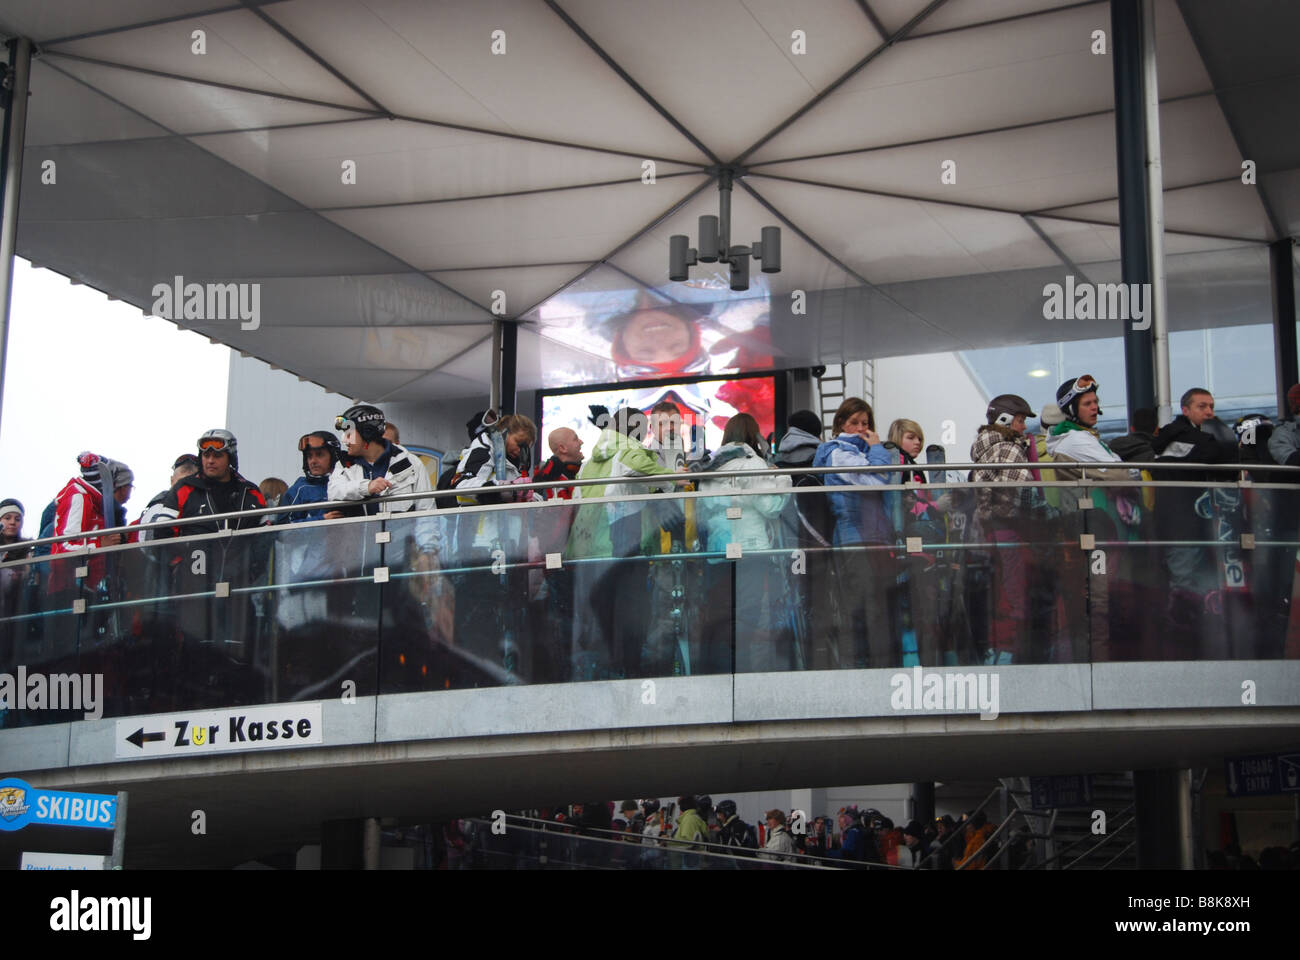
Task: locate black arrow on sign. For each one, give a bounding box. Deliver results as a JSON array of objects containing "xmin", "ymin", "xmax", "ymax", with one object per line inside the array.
[{"xmin": 125, "ymin": 728, "xmax": 165, "ymax": 749}]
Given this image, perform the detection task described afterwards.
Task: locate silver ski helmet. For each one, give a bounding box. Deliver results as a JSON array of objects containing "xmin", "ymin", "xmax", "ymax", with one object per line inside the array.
[{"xmin": 197, "ymin": 428, "xmax": 238, "ymax": 470}]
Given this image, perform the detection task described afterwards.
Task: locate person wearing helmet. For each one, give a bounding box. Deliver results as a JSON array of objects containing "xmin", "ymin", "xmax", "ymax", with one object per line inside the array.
[
  {"xmin": 279, "ymin": 432, "xmax": 344, "ymax": 524},
  {"xmin": 969, "ymin": 394, "xmax": 1038, "ymax": 665},
  {"xmin": 134, "ymin": 454, "xmax": 199, "ymax": 542},
  {"xmin": 328, "ymin": 403, "xmax": 433, "ymax": 515},
  {"xmin": 1046, "ymin": 376, "xmax": 1145, "ymax": 660},
  {"xmin": 824, "ymin": 806, "xmax": 879, "ymax": 866},
  {"xmin": 156, "ymin": 429, "xmax": 266, "ymax": 537},
  {"xmin": 1044, "ymin": 375, "xmax": 1139, "ymax": 487},
  {"xmin": 715, "ymin": 799, "xmax": 759, "ymax": 861}
]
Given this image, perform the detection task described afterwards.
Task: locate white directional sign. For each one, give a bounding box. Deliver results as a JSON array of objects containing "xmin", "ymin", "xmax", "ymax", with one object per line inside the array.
[
  {"xmin": 115, "ymin": 703, "xmax": 323, "ymax": 760},
  {"xmin": 21, "ymin": 851, "xmax": 105, "ymax": 870}
]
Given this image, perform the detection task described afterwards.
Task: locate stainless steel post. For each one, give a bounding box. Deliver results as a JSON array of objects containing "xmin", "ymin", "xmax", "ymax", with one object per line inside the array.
[{"xmin": 0, "ymin": 37, "xmax": 32, "ymax": 435}]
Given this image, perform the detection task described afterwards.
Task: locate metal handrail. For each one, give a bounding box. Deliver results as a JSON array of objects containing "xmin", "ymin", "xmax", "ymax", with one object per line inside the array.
[
  {"xmin": 1061, "ymin": 815, "xmax": 1137, "ymax": 870},
  {"xmin": 465, "ymin": 816, "xmax": 841, "ymax": 870},
  {"xmin": 954, "ymin": 800, "xmax": 1026, "ymax": 871},
  {"xmin": 1028, "ymin": 803, "xmax": 1136, "ymax": 870},
  {"xmin": 5, "ymin": 460, "xmax": 1284, "ymax": 558},
  {"xmin": 502, "ymin": 812, "xmax": 898, "ymax": 869},
  {"xmin": 916, "ymin": 785, "xmax": 1002, "ymax": 869}
]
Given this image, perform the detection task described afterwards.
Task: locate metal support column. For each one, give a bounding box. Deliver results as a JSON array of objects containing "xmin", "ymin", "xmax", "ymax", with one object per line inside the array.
[
  {"xmin": 1271, "ymin": 238, "xmax": 1298, "ymax": 417},
  {"xmin": 107, "ymin": 791, "xmax": 128, "ymax": 870},
  {"xmin": 1111, "ymin": 0, "xmax": 1156, "ymax": 416},
  {"xmin": 1133, "ymin": 768, "xmax": 1181, "ymax": 868},
  {"xmin": 1141, "ymin": 0, "xmax": 1171, "ymax": 425},
  {"xmin": 0, "ymin": 36, "xmax": 32, "ymax": 434},
  {"xmin": 910, "ymin": 782, "xmax": 935, "ymax": 826},
  {"xmin": 363, "ymin": 817, "xmax": 381, "ymax": 870},
  {"xmin": 489, "ymin": 319, "xmax": 502, "ymax": 413},
  {"xmin": 500, "ymin": 319, "xmax": 517, "ymax": 415}
]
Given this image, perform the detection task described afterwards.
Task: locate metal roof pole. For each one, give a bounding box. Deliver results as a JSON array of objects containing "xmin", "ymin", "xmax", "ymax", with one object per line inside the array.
[
  {"xmin": 490, "ymin": 318, "xmax": 502, "ymax": 413},
  {"xmin": 500, "ymin": 319, "xmax": 517, "ymax": 415},
  {"xmin": 1141, "ymin": 0, "xmax": 1172, "ymax": 426},
  {"xmin": 0, "ymin": 37, "xmax": 32, "ymax": 436},
  {"xmin": 1111, "ymin": 1, "xmax": 1156, "ymax": 418},
  {"xmin": 1270, "ymin": 238, "xmax": 1297, "ymax": 419}
]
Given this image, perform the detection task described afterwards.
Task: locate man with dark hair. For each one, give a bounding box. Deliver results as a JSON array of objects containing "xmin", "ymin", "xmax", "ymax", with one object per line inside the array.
[
  {"xmin": 1110, "ymin": 407, "xmax": 1158, "ymax": 463},
  {"xmin": 133, "ymin": 454, "xmax": 199, "ymax": 541},
  {"xmin": 1153, "ymin": 389, "xmax": 1239, "ymax": 612}
]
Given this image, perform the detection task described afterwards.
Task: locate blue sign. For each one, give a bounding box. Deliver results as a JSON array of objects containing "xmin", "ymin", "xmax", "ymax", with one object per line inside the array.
[
  {"xmin": 1225, "ymin": 753, "xmax": 1300, "ymax": 797},
  {"xmin": 1029, "ymin": 774, "xmax": 1093, "ymax": 809},
  {"xmin": 0, "ymin": 778, "xmax": 117, "ymax": 831}
]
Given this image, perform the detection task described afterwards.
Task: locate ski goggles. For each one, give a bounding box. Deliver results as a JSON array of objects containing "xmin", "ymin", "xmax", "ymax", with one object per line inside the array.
[
  {"xmin": 198, "ymin": 437, "xmax": 232, "ymax": 453},
  {"xmin": 1059, "ymin": 374, "xmax": 1098, "ymax": 409},
  {"xmin": 335, "ymin": 415, "xmax": 355, "ymax": 433},
  {"xmin": 299, "ymin": 434, "xmax": 333, "ymax": 452},
  {"xmin": 172, "ymin": 454, "xmax": 200, "ymax": 470}
]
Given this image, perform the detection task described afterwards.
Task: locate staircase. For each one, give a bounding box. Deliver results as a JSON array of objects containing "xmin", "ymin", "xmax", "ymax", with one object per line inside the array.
[{"xmin": 1003, "ymin": 773, "xmax": 1137, "ymax": 869}]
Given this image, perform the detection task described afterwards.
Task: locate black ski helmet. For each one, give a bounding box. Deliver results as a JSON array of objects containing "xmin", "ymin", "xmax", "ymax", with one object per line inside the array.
[
  {"xmin": 1056, "ymin": 374, "xmax": 1101, "ymax": 422},
  {"xmin": 298, "ymin": 431, "xmax": 341, "ymax": 475},
  {"xmin": 985, "ymin": 394, "xmax": 1033, "ymax": 427},
  {"xmin": 336, "ymin": 404, "xmax": 386, "ymax": 445},
  {"xmin": 715, "ymin": 799, "xmax": 737, "ymax": 820},
  {"xmin": 1234, "ymin": 413, "xmax": 1275, "ymax": 464}
]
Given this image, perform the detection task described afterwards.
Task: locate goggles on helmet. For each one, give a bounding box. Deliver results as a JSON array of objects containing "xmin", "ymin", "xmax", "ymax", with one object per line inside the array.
[
  {"xmin": 1059, "ymin": 375, "xmax": 1099, "ymax": 410},
  {"xmin": 199, "ymin": 437, "xmax": 231, "ymax": 453},
  {"xmin": 335, "ymin": 415, "xmax": 355, "ymax": 433},
  {"xmin": 300, "ymin": 434, "xmax": 332, "ymax": 452}
]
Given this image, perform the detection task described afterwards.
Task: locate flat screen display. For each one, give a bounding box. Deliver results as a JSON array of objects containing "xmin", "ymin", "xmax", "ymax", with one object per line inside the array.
[{"xmin": 540, "ymin": 375, "xmax": 777, "ymax": 465}]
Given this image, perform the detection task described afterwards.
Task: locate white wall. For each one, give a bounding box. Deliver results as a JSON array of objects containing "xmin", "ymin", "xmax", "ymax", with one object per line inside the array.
[
  {"xmin": 225, "ymin": 353, "xmax": 487, "ymax": 485},
  {"xmin": 873, "ymin": 350, "xmax": 989, "ymax": 464}
]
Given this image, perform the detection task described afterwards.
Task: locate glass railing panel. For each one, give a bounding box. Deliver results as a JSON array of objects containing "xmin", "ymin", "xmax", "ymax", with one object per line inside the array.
[
  {"xmin": 0, "ymin": 551, "xmax": 88, "ymax": 727},
  {"xmin": 732, "ymin": 479, "xmax": 1089, "ymax": 670},
  {"xmin": 5, "ymin": 465, "xmax": 1299, "ymax": 728},
  {"xmin": 0, "ymin": 517, "xmax": 389, "ymax": 725}
]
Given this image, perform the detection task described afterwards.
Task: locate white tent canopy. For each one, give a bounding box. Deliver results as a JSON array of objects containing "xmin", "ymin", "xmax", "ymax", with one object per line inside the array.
[{"xmin": 2, "ymin": 0, "xmax": 1294, "ymax": 400}]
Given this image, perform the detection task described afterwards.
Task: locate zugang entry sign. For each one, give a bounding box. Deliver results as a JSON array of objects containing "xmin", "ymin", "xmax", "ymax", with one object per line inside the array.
[{"xmin": 114, "ymin": 703, "xmax": 323, "ymax": 760}]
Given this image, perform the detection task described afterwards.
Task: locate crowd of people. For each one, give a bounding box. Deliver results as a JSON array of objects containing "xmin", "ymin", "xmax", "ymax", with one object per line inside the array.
[
  {"xmin": 1, "ymin": 376, "xmax": 1296, "ymax": 699},
  {"xmin": 438, "ymin": 797, "xmax": 1025, "ymax": 870}
]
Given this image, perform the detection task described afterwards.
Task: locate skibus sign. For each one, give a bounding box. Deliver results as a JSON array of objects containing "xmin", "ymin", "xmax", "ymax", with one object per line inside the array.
[{"xmin": 0, "ymin": 778, "xmax": 117, "ymax": 831}]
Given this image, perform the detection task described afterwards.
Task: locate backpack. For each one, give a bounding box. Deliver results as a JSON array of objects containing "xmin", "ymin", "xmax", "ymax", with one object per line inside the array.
[
  {"xmin": 787, "ymin": 471, "xmax": 835, "ymax": 547},
  {"xmin": 434, "ymin": 465, "xmax": 461, "ymax": 510}
]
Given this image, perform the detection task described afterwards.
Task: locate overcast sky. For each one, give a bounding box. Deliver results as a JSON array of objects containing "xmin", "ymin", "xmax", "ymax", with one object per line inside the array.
[{"xmin": 0, "ymin": 259, "xmax": 230, "ymax": 537}]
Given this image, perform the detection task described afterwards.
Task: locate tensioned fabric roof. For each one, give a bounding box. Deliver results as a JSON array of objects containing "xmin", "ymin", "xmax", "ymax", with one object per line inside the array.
[{"xmin": 1, "ymin": 0, "xmax": 1295, "ymax": 400}]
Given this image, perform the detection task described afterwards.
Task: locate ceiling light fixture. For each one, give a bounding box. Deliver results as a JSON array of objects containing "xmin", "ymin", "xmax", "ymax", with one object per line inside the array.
[
  {"xmin": 1028, "ymin": 368, "xmax": 1050, "ymax": 378},
  {"xmin": 669, "ymin": 166, "xmax": 780, "ymax": 292}
]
